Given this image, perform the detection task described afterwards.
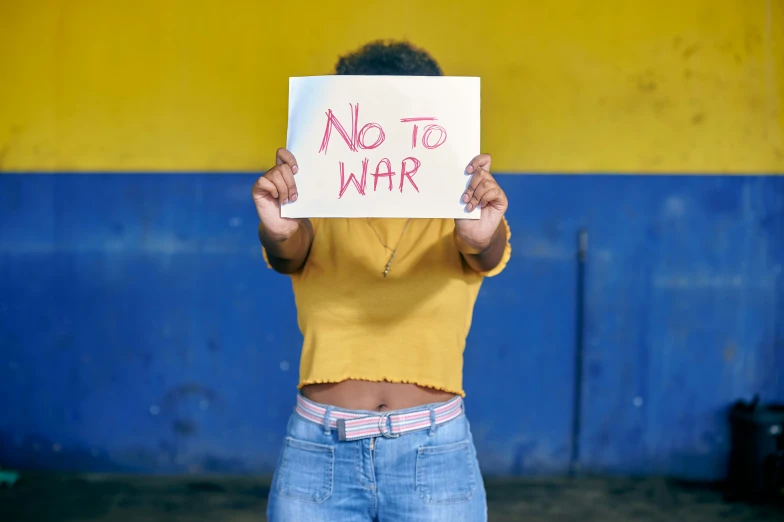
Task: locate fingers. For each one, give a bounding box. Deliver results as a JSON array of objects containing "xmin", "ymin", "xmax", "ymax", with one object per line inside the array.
[
  {"xmin": 462, "ymin": 169, "xmax": 506, "ymax": 212},
  {"xmin": 476, "ymin": 185, "xmax": 506, "ymax": 210},
  {"xmin": 253, "ymin": 164, "xmax": 298, "ymax": 205},
  {"xmin": 254, "ymin": 176, "xmax": 279, "ymax": 199},
  {"xmin": 462, "ymin": 168, "xmax": 489, "ymax": 207},
  {"xmin": 465, "ymin": 153, "xmax": 492, "ymax": 174},
  {"xmin": 466, "ymin": 179, "xmax": 495, "ymax": 212},
  {"xmin": 276, "ymin": 148, "xmax": 299, "ymax": 174},
  {"xmin": 267, "ymin": 163, "xmax": 297, "ymax": 204},
  {"xmin": 254, "ymin": 149, "xmax": 299, "ymax": 205}
]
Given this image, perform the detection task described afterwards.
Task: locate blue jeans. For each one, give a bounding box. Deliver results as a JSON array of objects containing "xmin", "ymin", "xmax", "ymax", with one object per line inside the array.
[{"xmin": 267, "ymin": 399, "xmax": 487, "ymax": 522}]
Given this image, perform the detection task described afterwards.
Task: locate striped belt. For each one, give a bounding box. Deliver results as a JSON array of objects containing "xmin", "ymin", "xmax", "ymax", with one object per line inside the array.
[{"xmin": 295, "ymin": 394, "xmax": 464, "ymax": 441}]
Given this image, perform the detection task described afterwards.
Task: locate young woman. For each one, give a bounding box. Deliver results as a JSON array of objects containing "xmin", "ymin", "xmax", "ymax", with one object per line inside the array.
[{"xmin": 254, "ymin": 40, "xmax": 511, "ymax": 522}]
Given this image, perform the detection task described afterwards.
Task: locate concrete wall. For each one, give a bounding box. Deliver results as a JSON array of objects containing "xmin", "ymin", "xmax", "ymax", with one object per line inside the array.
[
  {"xmin": 1, "ymin": 173, "xmax": 781, "ymax": 478},
  {"xmin": 0, "ymin": 0, "xmax": 782, "ymax": 479},
  {"xmin": 1, "ymin": 0, "xmax": 781, "ymax": 173}
]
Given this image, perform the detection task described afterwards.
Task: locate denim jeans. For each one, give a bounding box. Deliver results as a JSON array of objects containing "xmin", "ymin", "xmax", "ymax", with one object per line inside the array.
[{"xmin": 267, "ymin": 398, "xmax": 487, "ymax": 522}]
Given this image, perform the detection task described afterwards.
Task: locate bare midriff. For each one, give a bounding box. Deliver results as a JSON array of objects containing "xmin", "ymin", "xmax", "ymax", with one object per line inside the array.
[{"xmin": 301, "ymin": 380, "xmax": 457, "ymax": 412}]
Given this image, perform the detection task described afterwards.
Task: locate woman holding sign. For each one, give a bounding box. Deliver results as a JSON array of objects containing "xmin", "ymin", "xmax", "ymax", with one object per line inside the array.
[{"xmin": 254, "ymin": 41, "xmax": 511, "ymax": 522}]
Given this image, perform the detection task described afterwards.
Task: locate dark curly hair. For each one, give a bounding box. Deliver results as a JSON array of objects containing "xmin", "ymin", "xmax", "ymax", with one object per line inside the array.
[{"xmin": 335, "ymin": 40, "xmax": 443, "ymax": 76}]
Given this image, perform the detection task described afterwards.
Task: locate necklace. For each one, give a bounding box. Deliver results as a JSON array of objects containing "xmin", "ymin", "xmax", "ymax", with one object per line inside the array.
[{"xmin": 365, "ymin": 218, "xmax": 411, "ymax": 277}]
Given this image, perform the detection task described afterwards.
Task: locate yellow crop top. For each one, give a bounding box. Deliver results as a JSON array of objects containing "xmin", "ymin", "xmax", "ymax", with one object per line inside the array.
[{"xmin": 263, "ymin": 217, "xmax": 511, "ymax": 396}]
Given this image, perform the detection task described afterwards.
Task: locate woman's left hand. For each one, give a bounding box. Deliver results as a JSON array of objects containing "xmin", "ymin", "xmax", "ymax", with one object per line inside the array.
[{"xmin": 454, "ymin": 154, "xmax": 508, "ymax": 251}]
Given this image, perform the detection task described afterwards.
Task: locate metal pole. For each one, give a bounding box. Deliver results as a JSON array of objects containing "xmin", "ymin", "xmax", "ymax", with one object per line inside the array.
[{"xmin": 570, "ymin": 229, "xmax": 588, "ymax": 477}]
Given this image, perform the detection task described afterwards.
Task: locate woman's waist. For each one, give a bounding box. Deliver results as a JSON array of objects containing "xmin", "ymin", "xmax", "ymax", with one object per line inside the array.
[{"xmin": 301, "ymin": 379, "xmax": 458, "ymax": 411}]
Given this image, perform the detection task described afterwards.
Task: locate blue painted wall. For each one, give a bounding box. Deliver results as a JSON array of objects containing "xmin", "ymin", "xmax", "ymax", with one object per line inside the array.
[{"xmin": 0, "ymin": 174, "xmax": 782, "ymax": 479}]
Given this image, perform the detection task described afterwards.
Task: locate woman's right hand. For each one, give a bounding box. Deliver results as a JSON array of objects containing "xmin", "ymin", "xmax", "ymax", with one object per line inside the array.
[{"xmin": 252, "ymin": 148, "xmax": 301, "ymax": 240}]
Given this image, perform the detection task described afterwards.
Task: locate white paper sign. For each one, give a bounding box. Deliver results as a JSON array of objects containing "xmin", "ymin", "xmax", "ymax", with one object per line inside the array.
[{"xmin": 282, "ymin": 76, "xmax": 480, "ymax": 219}]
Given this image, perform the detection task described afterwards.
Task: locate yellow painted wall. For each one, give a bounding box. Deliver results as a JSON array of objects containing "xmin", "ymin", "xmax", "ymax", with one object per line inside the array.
[{"xmin": 0, "ymin": 0, "xmax": 781, "ymax": 173}]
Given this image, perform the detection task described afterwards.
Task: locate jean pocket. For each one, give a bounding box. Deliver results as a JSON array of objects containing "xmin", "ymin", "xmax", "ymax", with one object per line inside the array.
[
  {"xmin": 275, "ymin": 437, "xmax": 334, "ymax": 504},
  {"xmin": 416, "ymin": 440, "xmax": 477, "ymax": 504}
]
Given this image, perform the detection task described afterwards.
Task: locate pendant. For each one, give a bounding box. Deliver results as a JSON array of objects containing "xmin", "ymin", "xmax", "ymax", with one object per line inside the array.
[{"xmin": 383, "ymin": 253, "xmax": 394, "ymax": 277}]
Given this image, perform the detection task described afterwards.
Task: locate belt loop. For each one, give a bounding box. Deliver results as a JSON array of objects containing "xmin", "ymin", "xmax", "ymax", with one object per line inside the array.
[
  {"xmin": 428, "ymin": 405, "xmax": 437, "ymax": 437},
  {"xmin": 323, "ymin": 406, "xmax": 333, "ymax": 435}
]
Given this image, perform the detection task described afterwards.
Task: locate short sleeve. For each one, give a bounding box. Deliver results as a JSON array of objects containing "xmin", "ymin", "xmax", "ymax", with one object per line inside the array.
[{"xmin": 478, "ymin": 217, "xmax": 512, "ymax": 278}]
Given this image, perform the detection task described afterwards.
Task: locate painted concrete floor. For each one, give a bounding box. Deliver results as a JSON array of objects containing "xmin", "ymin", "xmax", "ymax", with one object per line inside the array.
[{"xmin": 1, "ymin": 474, "xmax": 783, "ymax": 521}]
